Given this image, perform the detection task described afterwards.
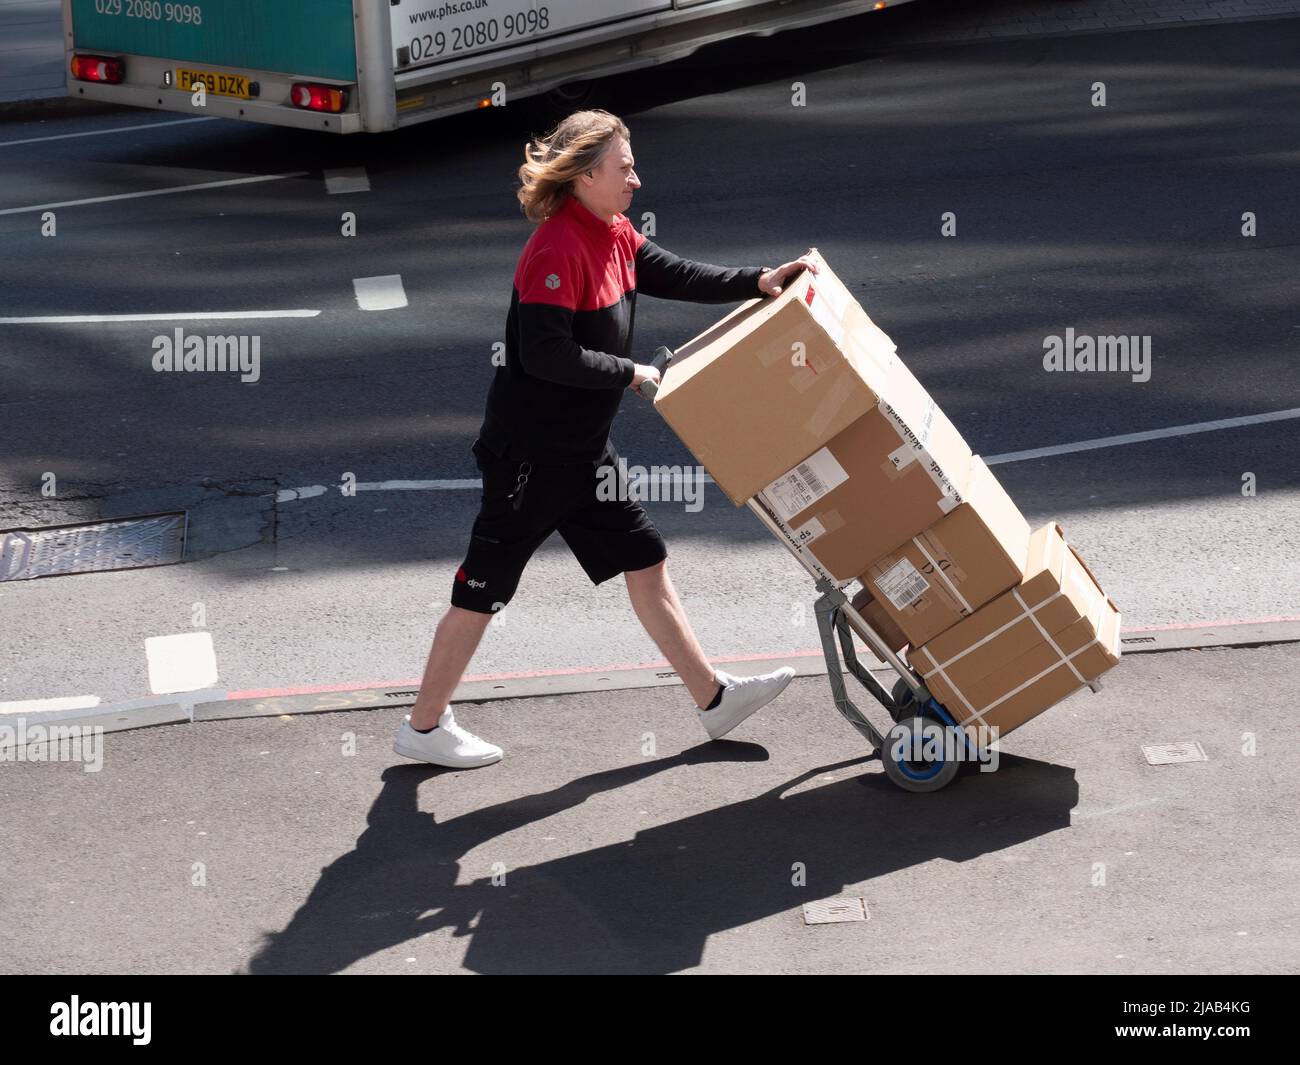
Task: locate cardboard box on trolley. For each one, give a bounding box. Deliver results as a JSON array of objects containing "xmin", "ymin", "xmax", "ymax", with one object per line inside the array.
[
  {"xmin": 756, "ymin": 356, "xmax": 974, "ymax": 582},
  {"xmin": 909, "ymin": 523, "xmax": 1122, "ymax": 741},
  {"xmin": 652, "ymin": 249, "xmax": 902, "ymax": 507},
  {"xmin": 856, "ymin": 456, "xmax": 1032, "ymax": 648}
]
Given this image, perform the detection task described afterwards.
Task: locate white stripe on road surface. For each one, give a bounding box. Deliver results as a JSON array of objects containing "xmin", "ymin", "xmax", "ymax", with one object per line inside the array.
[
  {"xmin": 1070, "ymin": 797, "xmax": 1164, "ymax": 822},
  {"xmin": 983, "ymin": 406, "xmax": 1300, "ymax": 465},
  {"xmin": 145, "ymin": 632, "xmax": 219, "ymax": 695},
  {"xmin": 0, "ymin": 170, "xmax": 309, "ymax": 216},
  {"xmin": 0, "ymin": 310, "xmax": 320, "ymax": 324},
  {"xmin": 353, "ymin": 275, "xmax": 407, "ymax": 311},
  {"xmin": 276, "ymin": 480, "xmax": 479, "ymax": 502},
  {"xmin": 270, "ymin": 404, "xmax": 1300, "ymax": 502},
  {"xmin": 325, "ymin": 168, "xmax": 370, "ymax": 194},
  {"xmin": 0, "ymin": 116, "xmax": 218, "ymax": 148},
  {"xmin": 0, "ymin": 694, "xmax": 101, "ymax": 716}
]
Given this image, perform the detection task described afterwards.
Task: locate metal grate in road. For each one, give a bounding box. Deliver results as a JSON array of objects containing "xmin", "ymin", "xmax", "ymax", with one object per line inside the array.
[{"xmin": 0, "ymin": 512, "xmax": 187, "ymax": 581}]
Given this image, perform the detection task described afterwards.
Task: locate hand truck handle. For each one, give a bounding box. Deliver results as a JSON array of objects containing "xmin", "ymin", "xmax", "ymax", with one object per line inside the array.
[{"xmin": 636, "ymin": 345, "xmax": 674, "ymax": 401}]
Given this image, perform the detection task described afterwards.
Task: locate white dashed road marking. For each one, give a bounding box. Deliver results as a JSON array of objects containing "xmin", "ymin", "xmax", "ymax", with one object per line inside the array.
[
  {"xmin": 0, "ymin": 310, "xmax": 320, "ymax": 324},
  {"xmin": 324, "ymin": 167, "xmax": 370, "ymax": 194},
  {"xmin": 0, "ymin": 170, "xmax": 309, "ymax": 216},
  {"xmin": 0, "ymin": 116, "xmax": 218, "ymax": 148},
  {"xmin": 352, "ymin": 274, "xmax": 407, "ymax": 311}
]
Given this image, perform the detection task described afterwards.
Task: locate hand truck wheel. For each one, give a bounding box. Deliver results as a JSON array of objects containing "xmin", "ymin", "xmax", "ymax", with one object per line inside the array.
[{"xmin": 881, "ymin": 715, "xmax": 962, "ymax": 793}]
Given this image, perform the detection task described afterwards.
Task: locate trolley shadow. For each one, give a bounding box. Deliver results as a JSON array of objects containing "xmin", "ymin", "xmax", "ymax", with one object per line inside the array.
[{"xmin": 244, "ymin": 749, "xmax": 1077, "ymax": 975}]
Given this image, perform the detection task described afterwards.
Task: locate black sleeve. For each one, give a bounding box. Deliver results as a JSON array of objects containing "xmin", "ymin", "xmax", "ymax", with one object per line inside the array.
[
  {"xmin": 634, "ymin": 238, "xmax": 765, "ymax": 303},
  {"xmin": 516, "ymin": 302, "xmax": 636, "ymax": 389}
]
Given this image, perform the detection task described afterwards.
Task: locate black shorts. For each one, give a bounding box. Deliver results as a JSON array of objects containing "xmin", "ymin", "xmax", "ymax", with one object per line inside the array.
[{"xmin": 450, "ymin": 438, "xmax": 668, "ymax": 614}]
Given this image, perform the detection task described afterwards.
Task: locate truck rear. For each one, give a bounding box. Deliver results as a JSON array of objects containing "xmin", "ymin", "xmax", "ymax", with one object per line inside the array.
[{"xmin": 63, "ymin": 0, "xmax": 920, "ymax": 133}]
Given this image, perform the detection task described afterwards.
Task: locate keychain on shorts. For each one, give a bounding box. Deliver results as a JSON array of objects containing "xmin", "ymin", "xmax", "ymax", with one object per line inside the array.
[{"xmin": 506, "ymin": 461, "xmax": 532, "ymax": 511}]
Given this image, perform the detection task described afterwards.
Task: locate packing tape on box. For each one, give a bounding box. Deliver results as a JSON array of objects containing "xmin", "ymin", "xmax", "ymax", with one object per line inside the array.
[
  {"xmin": 1013, "ymin": 589, "xmax": 1088, "ymax": 687},
  {"xmin": 912, "ymin": 529, "xmax": 1064, "ymax": 675},
  {"xmin": 936, "ymin": 629, "xmax": 1109, "ymax": 730},
  {"xmin": 786, "ymin": 363, "xmax": 821, "ymax": 394},
  {"xmin": 803, "ymin": 366, "xmax": 859, "ymax": 440},
  {"xmin": 878, "ymin": 395, "xmax": 963, "ymax": 514},
  {"xmin": 814, "ymin": 509, "xmax": 847, "ymax": 537},
  {"xmin": 756, "ymin": 315, "xmax": 807, "ymax": 368},
  {"xmin": 916, "ymin": 530, "xmax": 1118, "ymax": 729},
  {"xmin": 913, "ymin": 533, "xmax": 972, "ymax": 614}
]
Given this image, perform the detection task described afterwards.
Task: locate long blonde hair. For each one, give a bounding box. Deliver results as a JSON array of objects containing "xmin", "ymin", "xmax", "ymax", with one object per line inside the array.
[{"xmin": 516, "ymin": 109, "xmax": 630, "ymax": 224}]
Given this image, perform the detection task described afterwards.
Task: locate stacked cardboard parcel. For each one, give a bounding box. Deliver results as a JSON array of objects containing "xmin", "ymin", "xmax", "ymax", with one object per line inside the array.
[{"xmin": 653, "ymin": 250, "xmax": 1121, "ymax": 740}]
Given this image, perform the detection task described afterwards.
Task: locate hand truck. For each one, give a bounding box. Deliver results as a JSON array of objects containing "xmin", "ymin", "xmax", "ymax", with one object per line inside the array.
[{"xmin": 639, "ymin": 345, "xmax": 977, "ymax": 792}]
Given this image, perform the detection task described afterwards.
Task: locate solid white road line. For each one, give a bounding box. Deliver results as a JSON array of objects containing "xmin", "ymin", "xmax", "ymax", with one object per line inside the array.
[
  {"xmin": 0, "ymin": 310, "xmax": 320, "ymax": 324},
  {"xmin": 0, "ymin": 695, "xmax": 102, "ymax": 716},
  {"xmin": 276, "ymin": 480, "xmax": 480, "ymax": 501},
  {"xmin": 983, "ymin": 406, "xmax": 1300, "ymax": 465},
  {"xmin": 0, "ymin": 170, "xmax": 309, "ymax": 216},
  {"xmin": 352, "ymin": 274, "xmax": 407, "ymax": 311},
  {"xmin": 0, "ymin": 116, "xmax": 218, "ymax": 148},
  {"xmin": 270, "ymin": 403, "xmax": 1300, "ymax": 503},
  {"xmin": 145, "ymin": 632, "xmax": 218, "ymax": 695}
]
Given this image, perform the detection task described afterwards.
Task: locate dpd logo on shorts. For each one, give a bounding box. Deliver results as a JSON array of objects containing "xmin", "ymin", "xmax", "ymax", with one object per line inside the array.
[{"xmin": 456, "ymin": 566, "xmax": 487, "ymax": 590}]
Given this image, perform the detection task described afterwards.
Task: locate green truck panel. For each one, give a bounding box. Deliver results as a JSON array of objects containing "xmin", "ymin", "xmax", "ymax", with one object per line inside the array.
[{"xmin": 70, "ymin": 0, "xmax": 358, "ymax": 81}]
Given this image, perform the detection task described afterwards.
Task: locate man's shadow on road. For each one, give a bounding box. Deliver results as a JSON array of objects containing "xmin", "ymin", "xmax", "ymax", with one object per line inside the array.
[{"xmin": 242, "ymin": 744, "xmax": 1077, "ymax": 974}]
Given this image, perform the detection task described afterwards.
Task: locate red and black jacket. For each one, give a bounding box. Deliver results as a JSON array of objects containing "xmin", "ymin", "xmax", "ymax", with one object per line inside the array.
[{"xmin": 476, "ymin": 193, "xmax": 765, "ymax": 463}]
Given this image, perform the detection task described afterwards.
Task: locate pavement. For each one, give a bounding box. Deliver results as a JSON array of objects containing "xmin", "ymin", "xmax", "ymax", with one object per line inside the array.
[{"xmin": 1, "ymin": 642, "xmax": 1296, "ymax": 974}]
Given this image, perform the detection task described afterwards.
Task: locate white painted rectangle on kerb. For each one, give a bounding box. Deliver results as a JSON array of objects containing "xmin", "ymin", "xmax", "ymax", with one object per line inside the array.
[
  {"xmin": 325, "ymin": 168, "xmax": 370, "ymax": 194},
  {"xmin": 146, "ymin": 632, "xmax": 218, "ymax": 694},
  {"xmin": 353, "ymin": 275, "xmax": 407, "ymax": 311}
]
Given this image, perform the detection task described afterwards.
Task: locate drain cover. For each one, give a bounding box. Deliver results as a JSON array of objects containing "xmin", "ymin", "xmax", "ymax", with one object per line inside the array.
[
  {"xmin": 802, "ymin": 897, "xmax": 869, "ymax": 925},
  {"xmin": 1142, "ymin": 742, "xmax": 1208, "ymax": 765},
  {"xmin": 0, "ymin": 512, "xmax": 187, "ymax": 581}
]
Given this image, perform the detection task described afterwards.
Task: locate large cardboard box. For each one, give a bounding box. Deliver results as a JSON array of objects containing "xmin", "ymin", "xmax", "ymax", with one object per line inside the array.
[
  {"xmin": 857, "ymin": 456, "xmax": 1031, "ymax": 647},
  {"xmin": 653, "ymin": 250, "xmax": 899, "ymax": 506},
  {"xmin": 910, "ymin": 523, "xmax": 1121, "ymax": 741},
  {"xmin": 756, "ymin": 355, "xmax": 973, "ymax": 582}
]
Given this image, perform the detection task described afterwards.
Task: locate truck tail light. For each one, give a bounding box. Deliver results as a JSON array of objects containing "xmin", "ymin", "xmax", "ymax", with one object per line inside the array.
[
  {"xmin": 289, "ymin": 83, "xmax": 348, "ymax": 113},
  {"xmin": 70, "ymin": 54, "xmax": 125, "ymax": 84}
]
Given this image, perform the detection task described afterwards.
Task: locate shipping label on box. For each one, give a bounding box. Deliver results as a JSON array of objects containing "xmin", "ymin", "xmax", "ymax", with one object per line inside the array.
[
  {"xmin": 873, "ymin": 557, "xmax": 931, "ymax": 612},
  {"xmin": 859, "ymin": 456, "xmax": 1031, "ymax": 647},
  {"xmin": 763, "ymin": 448, "xmax": 849, "ymax": 523}
]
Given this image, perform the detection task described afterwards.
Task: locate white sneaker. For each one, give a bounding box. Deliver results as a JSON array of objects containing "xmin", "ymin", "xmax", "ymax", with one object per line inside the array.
[
  {"xmin": 697, "ymin": 666, "xmax": 796, "ymax": 740},
  {"xmin": 392, "ymin": 707, "xmax": 503, "ymax": 768}
]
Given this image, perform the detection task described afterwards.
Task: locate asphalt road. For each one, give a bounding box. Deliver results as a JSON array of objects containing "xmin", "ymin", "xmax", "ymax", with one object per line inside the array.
[{"xmin": 1, "ymin": 17, "xmax": 1297, "ymax": 709}]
